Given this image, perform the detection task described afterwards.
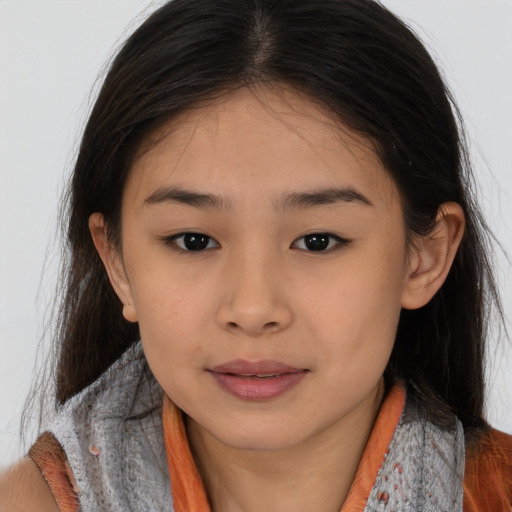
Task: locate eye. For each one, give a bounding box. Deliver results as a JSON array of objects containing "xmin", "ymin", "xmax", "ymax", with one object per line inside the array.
[
  {"xmin": 165, "ymin": 232, "xmax": 220, "ymax": 252},
  {"xmin": 292, "ymin": 233, "xmax": 349, "ymax": 252}
]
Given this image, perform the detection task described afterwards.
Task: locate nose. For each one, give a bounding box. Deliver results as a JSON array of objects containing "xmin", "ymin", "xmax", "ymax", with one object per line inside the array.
[{"xmin": 216, "ymin": 248, "xmax": 294, "ymax": 336}]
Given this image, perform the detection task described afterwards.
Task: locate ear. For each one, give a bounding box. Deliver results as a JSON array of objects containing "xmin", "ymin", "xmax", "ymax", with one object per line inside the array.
[
  {"xmin": 401, "ymin": 202, "xmax": 465, "ymax": 310},
  {"xmin": 88, "ymin": 213, "xmax": 138, "ymax": 323}
]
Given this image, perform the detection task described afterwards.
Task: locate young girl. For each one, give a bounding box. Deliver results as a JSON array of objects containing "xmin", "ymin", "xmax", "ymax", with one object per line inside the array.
[{"xmin": 1, "ymin": 0, "xmax": 511, "ymax": 510}]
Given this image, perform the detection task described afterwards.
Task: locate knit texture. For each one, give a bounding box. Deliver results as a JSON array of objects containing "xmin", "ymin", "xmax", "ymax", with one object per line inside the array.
[
  {"xmin": 364, "ymin": 397, "xmax": 464, "ymax": 511},
  {"xmin": 50, "ymin": 342, "xmax": 172, "ymax": 511}
]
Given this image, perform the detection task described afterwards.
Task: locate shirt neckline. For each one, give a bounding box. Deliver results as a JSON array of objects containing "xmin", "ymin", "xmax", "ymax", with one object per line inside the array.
[{"xmin": 162, "ymin": 384, "xmax": 406, "ymax": 512}]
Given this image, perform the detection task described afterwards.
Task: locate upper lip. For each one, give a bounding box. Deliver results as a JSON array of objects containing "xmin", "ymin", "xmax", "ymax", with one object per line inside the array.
[{"xmin": 209, "ymin": 359, "xmax": 305, "ymax": 376}]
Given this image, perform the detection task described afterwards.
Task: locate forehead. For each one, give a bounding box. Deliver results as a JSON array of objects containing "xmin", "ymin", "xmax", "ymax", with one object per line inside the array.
[{"xmin": 126, "ymin": 86, "xmax": 399, "ymax": 209}]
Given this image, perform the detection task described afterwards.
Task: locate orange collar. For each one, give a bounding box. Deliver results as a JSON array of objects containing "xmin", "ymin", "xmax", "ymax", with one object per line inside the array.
[{"xmin": 162, "ymin": 385, "xmax": 405, "ymax": 512}]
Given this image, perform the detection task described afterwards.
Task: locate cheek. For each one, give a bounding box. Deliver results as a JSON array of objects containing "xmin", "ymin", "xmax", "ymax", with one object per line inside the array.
[
  {"xmin": 126, "ymin": 241, "xmax": 210, "ymax": 325},
  {"xmin": 126, "ymin": 260, "xmax": 214, "ymax": 372},
  {"xmin": 134, "ymin": 278, "xmax": 211, "ymax": 404},
  {"xmin": 136, "ymin": 283, "xmax": 209, "ymax": 347},
  {"xmin": 305, "ymin": 245, "xmax": 406, "ymax": 369}
]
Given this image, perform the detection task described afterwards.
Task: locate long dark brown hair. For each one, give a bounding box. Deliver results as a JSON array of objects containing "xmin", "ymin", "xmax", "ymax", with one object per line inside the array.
[{"xmin": 34, "ymin": 0, "xmax": 502, "ymax": 437}]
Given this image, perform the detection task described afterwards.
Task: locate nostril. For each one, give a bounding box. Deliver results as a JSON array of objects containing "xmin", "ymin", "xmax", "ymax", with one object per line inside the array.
[{"xmin": 225, "ymin": 320, "xmax": 279, "ymax": 331}]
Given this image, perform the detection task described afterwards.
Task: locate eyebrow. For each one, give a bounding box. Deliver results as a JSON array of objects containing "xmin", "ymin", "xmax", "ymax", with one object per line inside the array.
[
  {"xmin": 278, "ymin": 187, "xmax": 373, "ymax": 211},
  {"xmin": 144, "ymin": 186, "xmax": 233, "ymax": 210},
  {"xmin": 144, "ymin": 185, "xmax": 373, "ymax": 211}
]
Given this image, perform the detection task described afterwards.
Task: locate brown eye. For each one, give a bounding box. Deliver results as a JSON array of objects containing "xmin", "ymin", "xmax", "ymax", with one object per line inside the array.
[
  {"xmin": 303, "ymin": 234, "xmax": 330, "ymax": 251},
  {"xmin": 292, "ymin": 233, "xmax": 349, "ymax": 252},
  {"xmin": 168, "ymin": 233, "xmax": 219, "ymax": 251}
]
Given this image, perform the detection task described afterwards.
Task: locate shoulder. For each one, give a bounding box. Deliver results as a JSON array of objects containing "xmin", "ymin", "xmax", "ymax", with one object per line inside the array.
[
  {"xmin": 0, "ymin": 457, "xmax": 59, "ymax": 512},
  {"xmin": 464, "ymin": 428, "xmax": 512, "ymax": 512}
]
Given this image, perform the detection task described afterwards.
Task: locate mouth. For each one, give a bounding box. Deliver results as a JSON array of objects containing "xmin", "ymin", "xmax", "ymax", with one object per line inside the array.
[
  {"xmin": 207, "ymin": 360, "xmax": 308, "ymax": 400},
  {"xmin": 233, "ymin": 373, "xmax": 286, "ymax": 379}
]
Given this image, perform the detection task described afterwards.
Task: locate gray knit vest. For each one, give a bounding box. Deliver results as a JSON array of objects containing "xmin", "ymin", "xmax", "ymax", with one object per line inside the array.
[{"xmin": 48, "ymin": 342, "xmax": 465, "ymax": 511}]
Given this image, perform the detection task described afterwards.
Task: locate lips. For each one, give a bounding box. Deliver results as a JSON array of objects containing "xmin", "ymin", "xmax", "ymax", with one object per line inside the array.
[{"xmin": 208, "ymin": 359, "xmax": 308, "ymax": 400}]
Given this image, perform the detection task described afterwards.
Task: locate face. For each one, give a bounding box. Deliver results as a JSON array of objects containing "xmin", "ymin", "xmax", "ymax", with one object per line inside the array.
[{"xmin": 106, "ymin": 86, "xmax": 414, "ymax": 451}]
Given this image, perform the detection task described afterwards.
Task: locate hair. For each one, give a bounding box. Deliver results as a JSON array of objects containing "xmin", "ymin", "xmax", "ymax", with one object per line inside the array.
[{"xmin": 46, "ymin": 0, "xmax": 501, "ymax": 437}]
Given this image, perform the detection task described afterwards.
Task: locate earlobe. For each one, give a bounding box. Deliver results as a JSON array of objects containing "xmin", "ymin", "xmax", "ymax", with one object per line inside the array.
[
  {"xmin": 401, "ymin": 202, "xmax": 465, "ymax": 310},
  {"xmin": 88, "ymin": 213, "xmax": 138, "ymax": 323}
]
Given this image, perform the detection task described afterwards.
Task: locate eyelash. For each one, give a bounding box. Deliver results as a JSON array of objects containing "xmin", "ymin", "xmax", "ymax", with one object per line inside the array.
[{"xmin": 162, "ymin": 232, "xmax": 351, "ymax": 254}]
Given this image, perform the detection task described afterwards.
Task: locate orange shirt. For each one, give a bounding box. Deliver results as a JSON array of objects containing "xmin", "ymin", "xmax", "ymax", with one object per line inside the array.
[
  {"xmin": 464, "ymin": 428, "xmax": 512, "ymax": 511},
  {"xmin": 30, "ymin": 385, "xmax": 512, "ymax": 512}
]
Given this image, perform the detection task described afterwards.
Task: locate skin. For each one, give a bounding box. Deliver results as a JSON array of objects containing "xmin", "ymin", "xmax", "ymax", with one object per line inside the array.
[
  {"xmin": 0, "ymin": 458, "xmax": 59, "ymax": 512},
  {"xmin": 0, "ymin": 85, "xmax": 464, "ymax": 511}
]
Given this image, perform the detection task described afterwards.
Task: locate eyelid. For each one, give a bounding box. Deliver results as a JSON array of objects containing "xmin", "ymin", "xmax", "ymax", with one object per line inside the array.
[
  {"xmin": 162, "ymin": 232, "xmax": 220, "ymax": 253},
  {"xmin": 291, "ymin": 232, "xmax": 351, "ymax": 252}
]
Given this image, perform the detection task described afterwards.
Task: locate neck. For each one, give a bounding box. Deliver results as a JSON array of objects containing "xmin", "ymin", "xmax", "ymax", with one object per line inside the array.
[{"xmin": 186, "ymin": 379, "xmax": 385, "ymax": 512}]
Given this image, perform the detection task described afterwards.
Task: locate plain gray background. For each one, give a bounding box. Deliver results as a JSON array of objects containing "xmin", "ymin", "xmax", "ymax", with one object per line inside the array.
[{"xmin": 1, "ymin": 0, "xmax": 511, "ymax": 467}]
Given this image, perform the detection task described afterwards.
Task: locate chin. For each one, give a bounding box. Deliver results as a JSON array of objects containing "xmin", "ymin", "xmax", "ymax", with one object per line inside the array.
[
  {"xmin": 213, "ymin": 423, "xmax": 308, "ymax": 452},
  {"xmin": 225, "ymin": 437, "xmax": 298, "ymax": 452}
]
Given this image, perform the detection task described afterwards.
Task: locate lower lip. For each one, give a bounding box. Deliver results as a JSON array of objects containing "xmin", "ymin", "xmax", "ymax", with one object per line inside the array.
[{"xmin": 209, "ymin": 371, "xmax": 307, "ymax": 401}]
